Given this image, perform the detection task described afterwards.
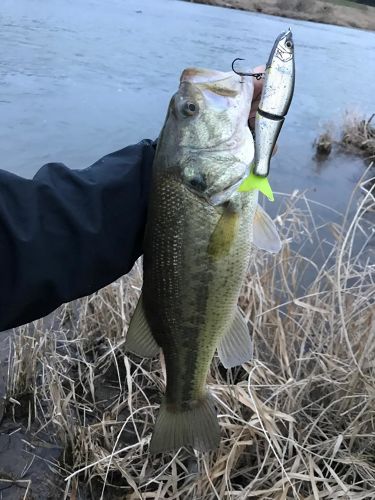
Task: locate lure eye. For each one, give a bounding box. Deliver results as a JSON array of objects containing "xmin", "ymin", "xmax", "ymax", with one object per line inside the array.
[{"xmin": 181, "ymin": 101, "xmax": 198, "ymax": 117}]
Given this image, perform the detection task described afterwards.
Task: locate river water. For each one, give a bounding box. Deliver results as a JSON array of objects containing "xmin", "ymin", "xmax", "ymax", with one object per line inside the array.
[{"xmin": 1, "ymin": 0, "xmax": 375, "ymax": 213}]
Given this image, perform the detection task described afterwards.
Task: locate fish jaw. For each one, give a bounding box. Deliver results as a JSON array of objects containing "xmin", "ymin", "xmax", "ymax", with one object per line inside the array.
[{"xmin": 155, "ymin": 66, "xmax": 255, "ymax": 205}]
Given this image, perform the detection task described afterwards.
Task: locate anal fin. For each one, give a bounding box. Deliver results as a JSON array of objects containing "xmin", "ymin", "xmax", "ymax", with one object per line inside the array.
[
  {"xmin": 124, "ymin": 294, "xmax": 159, "ymax": 358},
  {"xmin": 218, "ymin": 307, "xmax": 253, "ymax": 368}
]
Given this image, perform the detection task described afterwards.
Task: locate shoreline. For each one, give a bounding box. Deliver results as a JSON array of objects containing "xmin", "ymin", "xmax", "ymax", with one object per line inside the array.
[{"xmin": 183, "ymin": 0, "xmax": 375, "ymax": 31}]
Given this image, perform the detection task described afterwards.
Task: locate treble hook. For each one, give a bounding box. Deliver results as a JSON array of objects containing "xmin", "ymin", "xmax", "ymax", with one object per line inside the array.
[{"xmin": 231, "ymin": 58, "xmax": 265, "ymax": 80}]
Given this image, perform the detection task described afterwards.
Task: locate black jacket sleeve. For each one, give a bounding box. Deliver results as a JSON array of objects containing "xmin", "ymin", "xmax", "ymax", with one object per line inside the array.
[{"xmin": 0, "ymin": 140, "xmax": 155, "ymax": 332}]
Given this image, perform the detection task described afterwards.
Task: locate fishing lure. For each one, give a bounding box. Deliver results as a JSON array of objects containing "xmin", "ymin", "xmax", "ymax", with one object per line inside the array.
[{"xmin": 233, "ymin": 28, "xmax": 295, "ymax": 193}]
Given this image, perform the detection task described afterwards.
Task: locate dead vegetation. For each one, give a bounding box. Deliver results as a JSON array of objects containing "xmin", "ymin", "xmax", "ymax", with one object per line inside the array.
[
  {"xmin": 341, "ymin": 113, "xmax": 375, "ymax": 158},
  {"xmin": 315, "ymin": 112, "xmax": 375, "ymax": 165},
  {"xmin": 314, "ymin": 129, "xmax": 334, "ymax": 157},
  {"xmin": 5, "ymin": 177, "xmax": 375, "ymax": 499}
]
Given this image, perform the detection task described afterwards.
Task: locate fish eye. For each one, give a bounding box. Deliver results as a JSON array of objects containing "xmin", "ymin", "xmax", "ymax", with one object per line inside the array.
[
  {"xmin": 285, "ymin": 40, "xmax": 293, "ymax": 49},
  {"xmin": 181, "ymin": 101, "xmax": 199, "ymax": 117}
]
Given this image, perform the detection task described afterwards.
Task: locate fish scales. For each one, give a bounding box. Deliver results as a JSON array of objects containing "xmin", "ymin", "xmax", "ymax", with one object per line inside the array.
[{"xmin": 143, "ymin": 174, "xmax": 256, "ymax": 406}]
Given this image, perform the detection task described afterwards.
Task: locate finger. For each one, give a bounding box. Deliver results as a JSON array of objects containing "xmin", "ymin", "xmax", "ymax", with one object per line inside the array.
[
  {"xmin": 249, "ymin": 65, "xmax": 278, "ymax": 157},
  {"xmin": 251, "ymin": 64, "xmax": 265, "ymax": 102},
  {"xmin": 249, "ymin": 64, "xmax": 265, "ymax": 122}
]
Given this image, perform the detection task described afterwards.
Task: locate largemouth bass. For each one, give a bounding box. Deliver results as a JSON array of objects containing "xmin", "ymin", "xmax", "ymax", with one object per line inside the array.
[{"xmin": 125, "ymin": 67, "xmax": 281, "ymax": 453}]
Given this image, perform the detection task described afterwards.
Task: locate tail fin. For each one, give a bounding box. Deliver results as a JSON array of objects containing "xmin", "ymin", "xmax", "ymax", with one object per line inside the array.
[{"xmin": 149, "ymin": 393, "xmax": 220, "ymax": 454}]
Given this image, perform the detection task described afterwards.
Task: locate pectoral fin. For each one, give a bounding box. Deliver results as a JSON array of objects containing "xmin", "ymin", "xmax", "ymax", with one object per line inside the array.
[
  {"xmin": 207, "ymin": 206, "xmax": 239, "ymax": 260},
  {"xmin": 218, "ymin": 308, "xmax": 253, "ymax": 368},
  {"xmin": 253, "ymin": 205, "xmax": 281, "ymax": 253},
  {"xmin": 124, "ymin": 295, "xmax": 160, "ymax": 358}
]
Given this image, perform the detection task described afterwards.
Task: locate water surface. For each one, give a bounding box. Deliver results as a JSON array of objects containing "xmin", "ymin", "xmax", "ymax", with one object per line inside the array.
[{"xmin": 1, "ymin": 0, "xmax": 374, "ymax": 214}]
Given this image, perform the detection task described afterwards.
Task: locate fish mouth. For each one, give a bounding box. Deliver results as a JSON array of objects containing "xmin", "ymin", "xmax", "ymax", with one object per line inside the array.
[
  {"xmin": 180, "ymin": 67, "xmax": 235, "ymax": 84},
  {"xmin": 180, "ymin": 67, "xmax": 242, "ymax": 98}
]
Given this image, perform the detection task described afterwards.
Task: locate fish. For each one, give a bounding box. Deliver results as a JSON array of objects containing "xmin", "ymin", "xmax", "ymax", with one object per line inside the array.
[
  {"xmin": 253, "ymin": 28, "xmax": 295, "ymax": 177},
  {"xmin": 124, "ymin": 67, "xmax": 281, "ymax": 453}
]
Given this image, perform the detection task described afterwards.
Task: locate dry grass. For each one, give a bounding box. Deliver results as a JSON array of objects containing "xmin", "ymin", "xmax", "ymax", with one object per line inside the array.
[
  {"xmin": 341, "ymin": 112, "xmax": 375, "ymax": 160},
  {"xmin": 5, "ymin": 176, "xmax": 375, "ymax": 499},
  {"xmin": 314, "ymin": 130, "xmax": 334, "ymax": 157},
  {"xmin": 315, "ymin": 112, "xmax": 375, "ymax": 163}
]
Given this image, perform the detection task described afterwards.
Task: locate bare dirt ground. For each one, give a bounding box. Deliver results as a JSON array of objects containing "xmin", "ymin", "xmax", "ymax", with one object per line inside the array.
[{"xmin": 184, "ymin": 0, "xmax": 375, "ymax": 30}]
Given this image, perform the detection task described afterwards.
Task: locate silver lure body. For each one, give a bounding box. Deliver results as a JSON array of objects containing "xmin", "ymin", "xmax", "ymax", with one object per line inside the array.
[{"xmin": 253, "ymin": 29, "xmax": 295, "ymax": 177}]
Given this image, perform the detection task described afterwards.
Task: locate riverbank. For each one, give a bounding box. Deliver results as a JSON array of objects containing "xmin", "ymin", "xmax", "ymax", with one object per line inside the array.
[{"xmin": 184, "ymin": 0, "xmax": 375, "ymax": 30}]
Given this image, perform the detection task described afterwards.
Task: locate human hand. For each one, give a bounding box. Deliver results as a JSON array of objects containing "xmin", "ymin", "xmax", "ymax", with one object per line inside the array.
[{"xmin": 248, "ymin": 64, "xmax": 265, "ymax": 131}]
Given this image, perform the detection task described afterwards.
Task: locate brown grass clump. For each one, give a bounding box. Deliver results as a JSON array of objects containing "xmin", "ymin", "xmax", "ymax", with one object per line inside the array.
[
  {"xmin": 341, "ymin": 112, "xmax": 375, "ymax": 160},
  {"xmin": 314, "ymin": 112, "xmax": 375, "ymax": 167},
  {"xmin": 314, "ymin": 130, "xmax": 333, "ymax": 157},
  {"xmin": 6, "ymin": 176, "xmax": 375, "ymax": 499}
]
